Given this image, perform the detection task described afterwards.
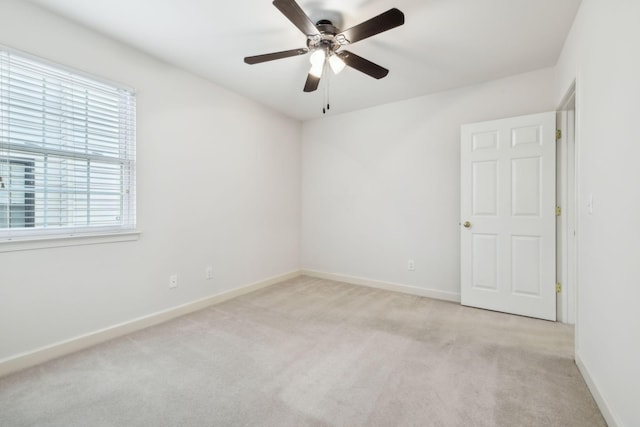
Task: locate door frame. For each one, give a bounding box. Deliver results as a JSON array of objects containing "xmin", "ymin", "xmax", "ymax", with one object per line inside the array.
[{"xmin": 556, "ymin": 82, "xmax": 578, "ymax": 324}]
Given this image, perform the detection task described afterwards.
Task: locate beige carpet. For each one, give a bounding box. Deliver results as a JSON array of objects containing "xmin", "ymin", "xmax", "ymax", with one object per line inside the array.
[{"xmin": 0, "ymin": 276, "xmax": 606, "ymax": 426}]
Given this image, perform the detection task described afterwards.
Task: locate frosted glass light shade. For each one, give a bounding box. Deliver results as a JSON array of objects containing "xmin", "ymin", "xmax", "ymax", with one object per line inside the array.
[
  {"xmin": 329, "ymin": 54, "xmax": 346, "ymax": 74},
  {"xmin": 309, "ymin": 49, "xmax": 326, "ymax": 66}
]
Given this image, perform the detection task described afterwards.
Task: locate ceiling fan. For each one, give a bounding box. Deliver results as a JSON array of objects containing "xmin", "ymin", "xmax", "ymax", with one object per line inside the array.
[{"xmin": 244, "ymin": 0, "xmax": 405, "ymax": 93}]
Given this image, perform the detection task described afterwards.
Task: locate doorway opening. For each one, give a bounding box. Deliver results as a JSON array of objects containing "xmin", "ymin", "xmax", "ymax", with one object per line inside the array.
[{"xmin": 556, "ymin": 82, "xmax": 577, "ymax": 324}]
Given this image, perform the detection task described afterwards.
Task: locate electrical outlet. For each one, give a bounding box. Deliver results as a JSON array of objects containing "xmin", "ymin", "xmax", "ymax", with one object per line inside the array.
[
  {"xmin": 408, "ymin": 259, "xmax": 415, "ymax": 271},
  {"xmin": 169, "ymin": 274, "xmax": 178, "ymax": 289},
  {"xmin": 205, "ymin": 266, "xmax": 213, "ymax": 280}
]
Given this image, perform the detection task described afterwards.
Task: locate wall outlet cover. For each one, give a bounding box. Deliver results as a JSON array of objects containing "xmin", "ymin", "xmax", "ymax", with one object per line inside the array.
[{"xmin": 169, "ymin": 275, "xmax": 178, "ymax": 288}]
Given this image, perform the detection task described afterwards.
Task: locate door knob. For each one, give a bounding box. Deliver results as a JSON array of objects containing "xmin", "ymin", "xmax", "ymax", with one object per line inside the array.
[{"xmin": 463, "ymin": 221, "xmax": 471, "ymax": 228}]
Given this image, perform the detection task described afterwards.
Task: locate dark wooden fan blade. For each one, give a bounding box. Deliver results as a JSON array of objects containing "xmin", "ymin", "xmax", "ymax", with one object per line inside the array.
[
  {"xmin": 336, "ymin": 51, "xmax": 389, "ymax": 79},
  {"xmin": 244, "ymin": 48, "xmax": 308, "ymax": 64},
  {"xmin": 273, "ymin": 0, "xmax": 320, "ymax": 36},
  {"xmin": 303, "ymin": 73, "xmax": 321, "ymax": 92},
  {"xmin": 336, "ymin": 8, "xmax": 404, "ymax": 45}
]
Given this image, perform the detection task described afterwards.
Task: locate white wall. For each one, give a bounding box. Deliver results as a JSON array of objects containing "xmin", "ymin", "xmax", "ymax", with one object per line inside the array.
[
  {"xmin": 0, "ymin": 0, "xmax": 301, "ymax": 361},
  {"xmin": 555, "ymin": 1, "xmax": 640, "ymax": 425},
  {"xmin": 4, "ymin": 2, "xmax": 638, "ymax": 424},
  {"xmin": 301, "ymin": 68, "xmax": 556, "ymax": 299}
]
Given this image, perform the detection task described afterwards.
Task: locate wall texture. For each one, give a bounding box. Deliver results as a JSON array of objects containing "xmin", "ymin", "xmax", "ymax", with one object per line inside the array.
[
  {"xmin": 555, "ymin": 0, "xmax": 640, "ymax": 425},
  {"xmin": 0, "ymin": 0, "xmax": 301, "ymax": 361},
  {"xmin": 301, "ymin": 68, "xmax": 556, "ymax": 299}
]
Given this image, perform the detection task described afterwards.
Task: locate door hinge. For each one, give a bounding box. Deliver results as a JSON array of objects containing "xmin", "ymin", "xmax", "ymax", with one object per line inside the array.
[
  {"xmin": 556, "ymin": 206, "xmax": 562, "ymax": 217},
  {"xmin": 556, "ymin": 129, "xmax": 562, "ymax": 141},
  {"xmin": 556, "ymin": 282, "xmax": 562, "ymax": 293}
]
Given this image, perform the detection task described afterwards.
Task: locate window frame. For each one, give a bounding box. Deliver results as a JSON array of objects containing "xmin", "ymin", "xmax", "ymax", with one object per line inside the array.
[{"xmin": 0, "ymin": 46, "xmax": 138, "ymax": 249}]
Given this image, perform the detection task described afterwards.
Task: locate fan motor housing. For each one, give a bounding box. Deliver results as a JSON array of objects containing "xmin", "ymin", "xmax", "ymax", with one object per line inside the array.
[{"xmin": 307, "ymin": 20, "xmax": 343, "ymax": 52}]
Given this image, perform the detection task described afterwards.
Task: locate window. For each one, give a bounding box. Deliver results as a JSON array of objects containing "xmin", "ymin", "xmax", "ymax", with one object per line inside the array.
[
  {"xmin": 0, "ymin": 48, "xmax": 136, "ymax": 242},
  {"xmin": 0, "ymin": 158, "xmax": 35, "ymax": 229}
]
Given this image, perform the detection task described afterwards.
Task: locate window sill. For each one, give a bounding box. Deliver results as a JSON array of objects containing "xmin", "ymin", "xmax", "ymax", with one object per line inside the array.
[{"xmin": 0, "ymin": 231, "xmax": 140, "ymax": 253}]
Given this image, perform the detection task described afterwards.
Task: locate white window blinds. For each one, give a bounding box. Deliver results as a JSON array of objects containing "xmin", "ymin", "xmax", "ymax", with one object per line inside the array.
[{"xmin": 0, "ymin": 48, "xmax": 136, "ymax": 240}]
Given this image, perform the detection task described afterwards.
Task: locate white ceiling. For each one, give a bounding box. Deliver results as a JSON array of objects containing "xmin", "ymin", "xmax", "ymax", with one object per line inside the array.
[{"xmin": 28, "ymin": 0, "xmax": 582, "ymax": 121}]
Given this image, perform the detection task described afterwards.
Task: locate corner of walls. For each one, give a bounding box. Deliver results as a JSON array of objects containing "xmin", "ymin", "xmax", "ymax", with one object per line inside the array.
[
  {"xmin": 300, "ymin": 68, "xmax": 556, "ymax": 301},
  {"xmin": 0, "ymin": 0, "xmax": 302, "ymax": 363}
]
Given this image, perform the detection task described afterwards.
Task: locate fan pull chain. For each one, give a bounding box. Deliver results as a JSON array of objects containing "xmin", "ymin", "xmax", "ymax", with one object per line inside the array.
[
  {"xmin": 322, "ymin": 63, "xmax": 328, "ymax": 114},
  {"xmin": 322, "ymin": 63, "xmax": 331, "ymax": 114},
  {"xmin": 327, "ymin": 73, "xmax": 331, "ymax": 112}
]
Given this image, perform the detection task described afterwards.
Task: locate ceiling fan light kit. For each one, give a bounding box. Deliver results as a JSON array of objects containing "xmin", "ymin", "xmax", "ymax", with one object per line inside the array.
[
  {"xmin": 309, "ymin": 49, "xmax": 326, "ymax": 66},
  {"xmin": 244, "ymin": 0, "xmax": 405, "ymax": 105},
  {"xmin": 329, "ymin": 54, "xmax": 346, "ymax": 74}
]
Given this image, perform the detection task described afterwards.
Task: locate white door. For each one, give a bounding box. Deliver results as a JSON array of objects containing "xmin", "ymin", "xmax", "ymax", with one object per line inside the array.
[{"xmin": 460, "ymin": 112, "xmax": 556, "ymax": 321}]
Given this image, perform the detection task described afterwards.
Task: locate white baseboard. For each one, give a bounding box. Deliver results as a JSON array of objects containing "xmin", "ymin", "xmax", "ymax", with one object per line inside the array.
[
  {"xmin": 302, "ymin": 269, "xmax": 461, "ymax": 303},
  {"xmin": 575, "ymin": 352, "xmax": 619, "ymax": 427},
  {"xmin": 0, "ymin": 270, "xmax": 301, "ymax": 378}
]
